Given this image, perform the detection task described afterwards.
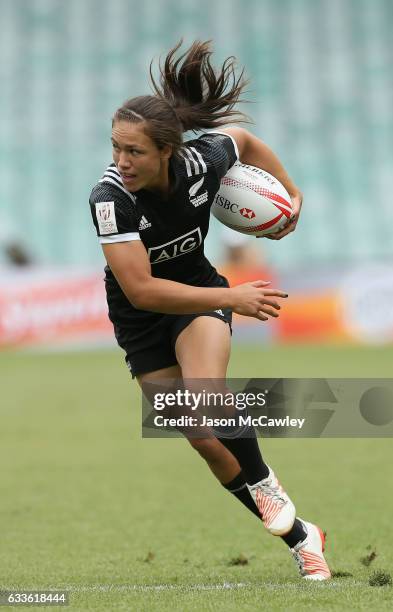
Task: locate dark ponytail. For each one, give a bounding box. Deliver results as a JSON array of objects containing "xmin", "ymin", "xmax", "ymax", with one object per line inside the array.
[
  {"xmin": 113, "ymin": 40, "xmax": 250, "ymax": 155},
  {"xmin": 150, "ymin": 40, "xmax": 249, "ymax": 132}
]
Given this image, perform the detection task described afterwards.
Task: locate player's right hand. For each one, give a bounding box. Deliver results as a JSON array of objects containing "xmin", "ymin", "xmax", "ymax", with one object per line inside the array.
[{"xmin": 229, "ymin": 280, "xmax": 288, "ymax": 321}]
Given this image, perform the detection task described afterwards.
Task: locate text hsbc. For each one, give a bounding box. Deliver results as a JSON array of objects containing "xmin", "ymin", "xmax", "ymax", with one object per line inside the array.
[
  {"xmin": 213, "ymin": 194, "xmax": 239, "ymax": 213},
  {"xmin": 148, "ymin": 228, "xmax": 202, "ymax": 264}
]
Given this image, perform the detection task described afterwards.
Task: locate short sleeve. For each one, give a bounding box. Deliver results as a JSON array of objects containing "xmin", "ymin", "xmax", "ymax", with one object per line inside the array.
[
  {"xmin": 89, "ymin": 183, "xmax": 140, "ymax": 244},
  {"xmin": 189, "ymin": 131, "xmax": 239, "ymax": 180}
]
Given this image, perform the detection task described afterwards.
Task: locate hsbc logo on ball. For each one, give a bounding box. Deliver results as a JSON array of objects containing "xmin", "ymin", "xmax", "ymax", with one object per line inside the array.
[
  {"xmin": 213, "ymin": 195, "xmax": 256, "ymax": 220},
  {"xmin": 148, "ymin": 227, "xmax": 203, "ymax": 264},
  {"xmin": 240, "ymin": 207, "xmax": 256, "ymax": 219},
  {"xmin": 213, "ymin": 194, "xmax": 239, "ymax": 213}
]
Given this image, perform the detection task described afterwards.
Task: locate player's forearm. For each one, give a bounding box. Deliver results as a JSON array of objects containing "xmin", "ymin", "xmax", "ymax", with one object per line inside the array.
[
  {"xmin": 241, "ymin": 133, "xmax": 300, "ymax": 197},
  {"xmin": 128, "ymin": 277, "xmax": 233, "ymax": 314}
]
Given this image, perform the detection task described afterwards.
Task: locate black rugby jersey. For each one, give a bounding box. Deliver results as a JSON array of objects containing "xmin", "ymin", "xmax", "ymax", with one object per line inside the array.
[
  {"xmin": 90, "ymin": 131, "xmax": 238, "ymax": 281},
  {"xmin": 89, "ymin": 131, "xmax": 238, "ymax": 330}
]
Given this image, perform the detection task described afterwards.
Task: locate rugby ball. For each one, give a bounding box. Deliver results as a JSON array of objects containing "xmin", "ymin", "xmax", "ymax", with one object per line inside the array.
[{"xmin": 212, "ymin": 162, "xmax": 293, "ymax": 236}]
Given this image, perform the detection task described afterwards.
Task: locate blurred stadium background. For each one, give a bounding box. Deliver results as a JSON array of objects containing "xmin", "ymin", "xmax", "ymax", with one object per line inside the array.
[{"xmin": 1, "ymin": 0, "xmax": 392, "ymax": 349}]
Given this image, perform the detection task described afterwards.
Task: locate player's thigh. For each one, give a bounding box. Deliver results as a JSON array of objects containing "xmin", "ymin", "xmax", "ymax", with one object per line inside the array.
[
  {"xmin": 137, "ymin": 361, "xmax": 220, "ymax": 456},
  {"xmin": 136, "ymin": 330, "xmax": 236, "ymax": 464},
  {"xmin": 175, "ymin": 316, "xmax": 231, "ymax": 378}
]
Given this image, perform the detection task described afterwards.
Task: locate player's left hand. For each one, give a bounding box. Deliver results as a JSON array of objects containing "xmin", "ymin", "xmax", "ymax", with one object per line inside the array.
[{"xmin": 261, "ymin": 190, "xmax": 303, "ymax": 240}]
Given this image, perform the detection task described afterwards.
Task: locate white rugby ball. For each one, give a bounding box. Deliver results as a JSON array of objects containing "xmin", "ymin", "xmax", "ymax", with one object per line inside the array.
[{"xmin": 212, "ymin": 162, "xmax": 293, "ymax": 236}]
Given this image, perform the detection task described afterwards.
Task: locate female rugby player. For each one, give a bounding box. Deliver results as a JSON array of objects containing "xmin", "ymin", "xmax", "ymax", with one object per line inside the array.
[{"xmin": 89, "ymin": 41, "xmax": 331, "ymax": 580}]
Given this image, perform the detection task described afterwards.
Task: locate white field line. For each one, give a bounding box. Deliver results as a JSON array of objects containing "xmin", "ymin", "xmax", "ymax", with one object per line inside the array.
[
  {"xmin": 55, "ymin": 580, "xmax": 360, "ymax": 593},
  {"xmin": 69, "ymin": 583, "xmax": 249, "ymax": 593}
]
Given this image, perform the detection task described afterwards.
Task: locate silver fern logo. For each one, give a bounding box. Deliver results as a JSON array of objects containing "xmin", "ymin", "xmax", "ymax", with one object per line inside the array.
[
  {"xmin": 189, "ymin": 177, "xmax": 208, "ymax": 207},
  {"xmin": 189, "ymin": 177, "xmax": 205, "ymax": 197}
]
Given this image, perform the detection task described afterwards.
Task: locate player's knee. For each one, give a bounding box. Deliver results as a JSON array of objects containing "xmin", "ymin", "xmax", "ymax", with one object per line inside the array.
[{"xmin": 188, "ymin": 437, "xmax": 222, "ymax": 461}]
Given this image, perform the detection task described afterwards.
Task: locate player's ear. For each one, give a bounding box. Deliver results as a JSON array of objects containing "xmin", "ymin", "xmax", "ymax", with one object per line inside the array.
[{"xmin": 160, "ymin": 144, "xmax": 172, "ymax": 160}]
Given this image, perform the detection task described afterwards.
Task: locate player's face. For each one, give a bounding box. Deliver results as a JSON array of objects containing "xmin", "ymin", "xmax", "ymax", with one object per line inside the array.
[{"xmin": 111, "ymin": 121, "xmax": 171, "ymax": 193}]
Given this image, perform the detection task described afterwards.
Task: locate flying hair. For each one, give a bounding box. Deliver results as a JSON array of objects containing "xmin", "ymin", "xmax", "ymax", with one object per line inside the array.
[
  {"xmin": 112, "ymin": 40, "xmax": 251, "ymax": 155},
  {"xmin": 150, "ymin": 39, "xmax": 251, "ymax": 132}
]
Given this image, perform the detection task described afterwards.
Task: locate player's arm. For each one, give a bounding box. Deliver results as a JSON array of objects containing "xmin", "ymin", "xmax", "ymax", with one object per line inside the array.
[
  {"xmin": 102, "ymin": 240, "xmax": 287, "ymax": 320},
  {"xmin": 220, "ymin": 127, "xmax": 303, "ymax": 239}
]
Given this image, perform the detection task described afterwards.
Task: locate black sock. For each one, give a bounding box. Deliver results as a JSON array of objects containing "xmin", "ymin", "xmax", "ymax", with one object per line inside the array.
[
  {"xmin": 222, "ymin": 470, "xmax": 260, "ymax": 518},
  {"xmin": 281, "ymin": 519, "xmax": 307, "ymax": 548},
  {"xmin": 217, "ymin": 430, "xmax": 269, "ymax": 484},
  {"xmin": 223, "ymin": 471, "xmax": 307, "ymax": 548}
]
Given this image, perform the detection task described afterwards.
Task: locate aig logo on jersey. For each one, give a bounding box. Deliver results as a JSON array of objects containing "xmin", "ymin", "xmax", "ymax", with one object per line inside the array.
[
  {"xmin": 189, "ymin": 177, "xmax": 208, "ymax": 207},
  {"xmin": 148, "ymin": 228, "xmax": 202, "ymax": 264}
]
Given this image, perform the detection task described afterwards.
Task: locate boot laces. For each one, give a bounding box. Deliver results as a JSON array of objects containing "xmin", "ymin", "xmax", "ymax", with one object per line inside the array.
[
  {"xmin": 259, "ymin": 479, "xmax": 286, "ymax": 504},
  {"xmin": 292, "ymin": 548, "xmax": 306, "ymax": 575}
]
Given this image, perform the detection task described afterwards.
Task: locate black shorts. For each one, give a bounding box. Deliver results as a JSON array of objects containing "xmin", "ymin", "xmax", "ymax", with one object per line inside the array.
[
  {"xmin": 106, "ymin": 273, "xmax": 232, "ymax": 378},
  {"xmin": 124, "ymin": 308, "xmax": 232, "ymax": 378}
]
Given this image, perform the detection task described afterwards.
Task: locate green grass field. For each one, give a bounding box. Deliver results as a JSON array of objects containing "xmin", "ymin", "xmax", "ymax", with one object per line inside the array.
[{"xmin": 1, "ymin": 344, "xmax": 393, "ymax": 611}]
